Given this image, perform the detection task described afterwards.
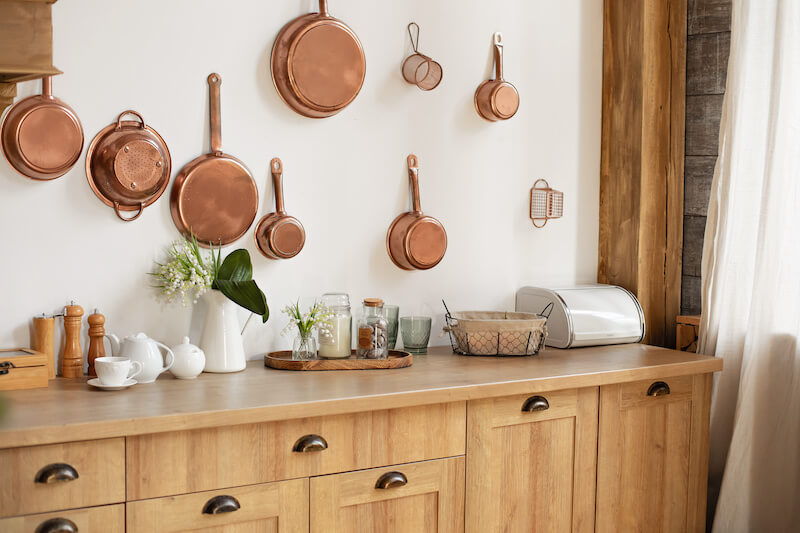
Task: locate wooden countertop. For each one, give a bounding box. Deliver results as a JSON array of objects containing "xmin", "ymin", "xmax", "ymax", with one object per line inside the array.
[{"xmin": 0, "ymin": 344, "xmax": 721, "ymax": 448}]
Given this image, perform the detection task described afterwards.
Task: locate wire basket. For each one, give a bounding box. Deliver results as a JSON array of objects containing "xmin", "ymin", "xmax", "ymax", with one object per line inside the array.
[{"xmin": 443, "ymin": 301, "xmax": 547, "ymax": 357}]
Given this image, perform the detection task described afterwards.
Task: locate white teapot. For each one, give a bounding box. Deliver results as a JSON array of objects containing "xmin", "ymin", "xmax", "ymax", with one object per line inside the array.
[
  {"xmin": 105, "ymin": 332, "xmax": 174, "ymax": 383},
  {"xmin": 169, "ymin": 337, "xmax": 205, "ymax": 380}
]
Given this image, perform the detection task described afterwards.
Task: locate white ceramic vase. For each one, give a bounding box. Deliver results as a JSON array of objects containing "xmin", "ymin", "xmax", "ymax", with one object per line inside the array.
[{"xmin": 199, "ymin": 290, "xmax": 246, "ymax": 373}]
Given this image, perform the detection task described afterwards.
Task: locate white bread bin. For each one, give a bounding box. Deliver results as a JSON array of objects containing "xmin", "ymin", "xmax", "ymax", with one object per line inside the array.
[{"xmin": 515, "ymin": 284, "xmax": 645, "ymax": 348}]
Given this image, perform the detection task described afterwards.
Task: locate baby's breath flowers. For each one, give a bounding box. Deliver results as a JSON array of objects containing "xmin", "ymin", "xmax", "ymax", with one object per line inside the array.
[
  {"xmin": 150, "ymin": 235, "xmax": 219, "ymax": 306},
  {"xmin": 282, "ymin": 301, "xmax": 334, "ymax": 340}
]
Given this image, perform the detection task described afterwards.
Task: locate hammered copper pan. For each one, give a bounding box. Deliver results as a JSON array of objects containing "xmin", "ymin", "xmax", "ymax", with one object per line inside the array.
[
  {"xmin": 254, "ymin": 158, "xmax": 306, "ymax": 260},
  {"xmin": 386, "ymin": 154, "xmax": 447, "ymax": 271},
  {"xmin": 271, "ymin": 0, "xmax": 366, "ymax": 118},
  {"xmin": 171, "ymin": 73, "xmax": 258, "ymax": 247},
  {"xmin": 85, "ymin": 110, "xmax": 171, "ymax": 222},
  {"xmin": 1, "ymin": 76, "xmax": 83, "ymax": 180},
  {"xmin": 475, "ymin": 32, "xmax": 519, "ymax": 122}
]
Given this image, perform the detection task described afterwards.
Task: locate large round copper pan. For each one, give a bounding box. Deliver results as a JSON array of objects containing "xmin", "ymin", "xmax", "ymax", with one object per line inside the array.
[
  {"xmin": 171, "ymin": 74, "xmax": 258, "ymax": 247},
  {"xmin": 386, "ymin": 155, "xmax": 447, "ymax": 271},
  {"xmin": 254, "ymin": 158, "xmax": 306, "ymax": 260},
  {"xmin": 271, "ymin": 0, "xmax": 366, "ymax": 118},
  {"xmin": 475, "ymin": 33, "xmax": 519, "ymax": 122},
  {"xmin": 85, "ymin": 110, "xmax": 171, "ymax": 222},
  {"xmin": 1, "ymin": 76, "xmax": 83, "ymax": 180}
]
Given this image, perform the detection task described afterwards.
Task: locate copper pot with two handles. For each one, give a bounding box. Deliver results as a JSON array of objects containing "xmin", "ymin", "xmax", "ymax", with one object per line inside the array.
[{"xmin": 386, "ymin": 154, "xmax": 447, "ymax": 271}]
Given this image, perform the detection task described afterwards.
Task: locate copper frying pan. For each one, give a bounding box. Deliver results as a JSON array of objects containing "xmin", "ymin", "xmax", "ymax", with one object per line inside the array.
[
  {"xmin": 171, "ymin": 74, "xmax": 258, "ymax": 247},
  {"xmin": 386, "ymin": 154, "xmax": 447, "ymax": 271},
  {"xmin": 271, "ymin": 0, "xmax": 366, "ymax": 118},
  {"xmin": 1, "ymin": 76, "xmax": 83, "ymax": 180},
  {"xmin": 254, "ymin": 158, "xmax": 306, "ymax": 260},
  {"xmin": 475, "ymin": 33, "xmax": 519, "ymax": 122}
]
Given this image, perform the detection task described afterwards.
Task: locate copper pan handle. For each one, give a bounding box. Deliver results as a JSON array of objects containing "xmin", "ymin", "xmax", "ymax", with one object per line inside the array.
[
  {"xmin": 493, "ymin": 32, "xmax": 504, "ymax": 81},
  {"xmin": 407, "ymin": 154, "xmax": 422, "ymax": 214},
  {"xmin": 114, "ymin": 202, "xmax": 144, "ymax": 222},
  {"xmin": 42, "ymin": 76, "xmax": 53, "ymax": 98},
  {"xmin": 207, "ymin": 73, "xmax": 222, "ymax": 155},
  {"xmin": 318, "ymin": 0, "xmax": 329, "ymax": 16},
  {"xmin": 271, "ymin": 158, "xmax": 286, "ymax": 214},
  {"xmin": 115, "ymin": 110, "xmax": 146, "ymax": 131}
]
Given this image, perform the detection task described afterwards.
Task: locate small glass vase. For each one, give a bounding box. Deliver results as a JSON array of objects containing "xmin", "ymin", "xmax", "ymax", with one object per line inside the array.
[{"xmin": 292, "ymin": 332, "xmax": 317, "ymax": 361}]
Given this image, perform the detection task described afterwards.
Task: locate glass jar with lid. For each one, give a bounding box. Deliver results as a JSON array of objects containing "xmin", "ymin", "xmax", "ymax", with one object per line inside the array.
[
  {"xmin": 356, "ymin": 298, "xmax": 388, "ymax": 359},
  {"xmin": 318, "ymin": 293, "xmax": 352, "ymax": 359}
]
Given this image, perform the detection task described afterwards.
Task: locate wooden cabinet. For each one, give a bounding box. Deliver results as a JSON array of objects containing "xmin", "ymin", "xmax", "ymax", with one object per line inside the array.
[
  {"xmin": 127, "ymin": 479, "xmax": 308, "ymax": 533},
  {"xmin": 596, "ymin": 374, "xmax": 712, "ymax": 532},
  {"xmin": 466, "ymin": 388, "xmax": 598, "ymax": 533},
  {"xmin": 0, "ymin": 504, "xmax": 124, "ymax": 533},
  {"xmin": 311, "ymin": 457, "xmax": 465, "ymax": 533}
]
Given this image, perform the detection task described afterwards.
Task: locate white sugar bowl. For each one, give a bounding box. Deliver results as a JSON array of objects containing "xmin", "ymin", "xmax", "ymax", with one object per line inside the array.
[{"xmin": 169, "ymin": 337, "xmax": 206, "ymax": 379}]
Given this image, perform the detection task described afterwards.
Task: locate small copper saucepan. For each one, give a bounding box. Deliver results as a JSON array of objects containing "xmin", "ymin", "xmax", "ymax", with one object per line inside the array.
[
  {"xmin": 1, "ymin": 76, "xmax": 83, "ymax": 180},
  {"xmin": 475, "ymin": 32, "xmax": 519, "ymax": 122},
  {"xmin": 254, "ymin": 158, "xmax": 306, "ymax": 260},
  {"xmin": 386, "ymin": 154, "xmax": 447, "ymax": 271}
]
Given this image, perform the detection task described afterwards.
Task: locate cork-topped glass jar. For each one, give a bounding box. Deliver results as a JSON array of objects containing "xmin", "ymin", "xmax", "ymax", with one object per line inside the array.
[{"xmin": 356, "ymin": 298, "xmax": 388, "ymax": 359}]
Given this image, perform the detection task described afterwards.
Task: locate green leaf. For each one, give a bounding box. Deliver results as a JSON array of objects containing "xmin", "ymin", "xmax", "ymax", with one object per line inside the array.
[
  {"xmin": 213, "ymin": 280, "xmax": 269, "ymax": 323},
  {"xmin": 215, "ymin": 249, "xmax": 253, "ymax": 283}
]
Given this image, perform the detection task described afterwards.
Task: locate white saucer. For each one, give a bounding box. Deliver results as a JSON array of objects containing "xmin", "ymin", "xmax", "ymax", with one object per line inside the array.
[{"xmin": 88, "ymin": 378, "xmax": 137, "ymax": 391}]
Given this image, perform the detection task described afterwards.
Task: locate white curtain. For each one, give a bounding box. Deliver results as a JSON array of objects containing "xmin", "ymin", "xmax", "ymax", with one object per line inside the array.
[{"xmin": 698, "ymin": 0, "xmax": 800, "ymax": 530}]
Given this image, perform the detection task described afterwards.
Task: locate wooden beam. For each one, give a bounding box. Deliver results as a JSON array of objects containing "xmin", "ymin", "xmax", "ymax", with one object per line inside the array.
[{"xmin": 599, "ymin": 0, "xmax": 686, "ymax": 348}]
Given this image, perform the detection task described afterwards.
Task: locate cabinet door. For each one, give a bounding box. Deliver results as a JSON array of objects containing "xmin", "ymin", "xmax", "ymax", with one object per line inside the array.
[
  {"xmin": 596, "ymin": 374, "xmax": 712, "ymax": 533},
  {"xmin": 466, "ymin": 388, "xmax": 598, "ymax": 533},
  {"xmin": 311, "ymin": 457, "xmax": 464, "ymax": 533},
  {"xmin": 0, "ymin": 504, "xmax": 124, "ymax": 533},
  {"xmin": 127, "ymin": 478, "xmax": 307, "ymax": 533}
]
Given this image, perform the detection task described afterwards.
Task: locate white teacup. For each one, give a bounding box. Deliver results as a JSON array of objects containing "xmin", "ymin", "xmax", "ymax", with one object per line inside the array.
[{"xmin": 95, "ymin": 357, "xmax": 142, "ymax": 386}]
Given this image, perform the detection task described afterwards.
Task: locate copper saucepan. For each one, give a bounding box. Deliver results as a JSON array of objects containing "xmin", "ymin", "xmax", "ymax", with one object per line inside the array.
[
  {"xmin": 271, "ymin": 0, "xmax": 366, "ymax": 118},
  {"xmin": 85, "ymin": 110, "xmax": 171, "ymax": 222},
  {"xmin": 475, "ymin": 32, "xmax": 519, "ymax": 122},
  {"xmin": 254, "ymin": 158, "xmax": 306, "ymax": 260},
  {"xmin": 1, "ymin": 76, "xmax": 83, "ymax": 180},
  {"xmin": 386, "ymin": 154, "xmax": 447, "ymax": 271},
  {"xmin": 171, "ymin": 74, "xmax": 258, "ymax": 247}
]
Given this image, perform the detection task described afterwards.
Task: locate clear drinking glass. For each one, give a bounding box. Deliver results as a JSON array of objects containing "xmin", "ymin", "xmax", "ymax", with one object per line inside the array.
[
  {"xmin": 400, "ymin": 316, "xmax": 432, "ymax": 354},
  {"xmin": 384, "ymin": 305, "xmax": 399, "ymax": 349}
]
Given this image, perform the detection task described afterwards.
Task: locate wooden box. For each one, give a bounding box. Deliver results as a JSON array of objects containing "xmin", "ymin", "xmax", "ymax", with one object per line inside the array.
[
  {"xmin": 0, "ymin": 0, "xmax": 61, "ymax": 83},
  {"xmin": 0, "ymin": 349, "xmax": 49, "ymax": 390},
  {"xmin": 676, "ymin": 315, "xmax": 700, "ymax": 352}
]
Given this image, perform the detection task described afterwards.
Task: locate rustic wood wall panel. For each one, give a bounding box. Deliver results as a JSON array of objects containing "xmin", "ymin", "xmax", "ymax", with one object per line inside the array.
[
  {"xmin": 599, "ymin": 0, "xmax": 686, "ymax": 347},
  {"xmin": 681, "ymin": 0, "xmax": 732, "ymax": 315}
]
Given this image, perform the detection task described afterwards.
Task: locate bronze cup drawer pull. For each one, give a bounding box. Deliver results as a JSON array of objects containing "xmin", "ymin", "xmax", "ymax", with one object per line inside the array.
[
  {"xmin": 35, "ymin": 517, "xmax": 78, "ymax": 533},
  {"xmin": 375, "ymin": 471, "xmax": 408, "ymax": 490},
  {"xmin": 34, "ymin": 463, "xmax": 79, "ymax": 484},
  {"xmin": 647, "ymin": 381, "xmax": 671, "ymax": 397},
  {"xmin": 202, "ymin": 495, "xmax": 241, "ymax": 515},
  {"xmin": 521, "ymin": 395, "xmax": 550, "ymax": 412},
  {"xmin": 292, "ymin": 434, "xmax": 328, "ymax": 453}
]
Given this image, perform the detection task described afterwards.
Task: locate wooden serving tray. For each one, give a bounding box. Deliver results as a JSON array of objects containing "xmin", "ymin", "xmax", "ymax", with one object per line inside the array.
[{"xmin": 264, "ymin": 350, "xmax": 412, "ymax": 371}]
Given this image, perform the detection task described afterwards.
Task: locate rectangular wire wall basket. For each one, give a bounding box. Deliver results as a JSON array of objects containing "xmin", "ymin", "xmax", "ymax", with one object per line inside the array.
[{"xmin": 443, "ymin": 302, "xmax": 548, "ymax": 357}]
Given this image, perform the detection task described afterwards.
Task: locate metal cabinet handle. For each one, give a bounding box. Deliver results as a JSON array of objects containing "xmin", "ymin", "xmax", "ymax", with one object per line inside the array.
[
  {"xmin": 521, "ymin": 395, "xmax": 550, "ymax": 412},
  {"xmin": 292, "ymin": 434, "xmax": 328, "ymax": 453},
  {"xmin": 35, "ymin": 517, "xmax": 78, "ymax": 533},
  {"xmin": 648, "ymin": 381, "xmax": 671, "ymax": 397},
  {"xmin": 202, "ymin": 495, "xmax": 241, "ymax": 515},
  {"xmin": 34, "ymin": 463, "xmax": 79, "ymax": 484},
  {"xmin": 375, "ymin": 471, "xmax": 408, "ymax": 489}
]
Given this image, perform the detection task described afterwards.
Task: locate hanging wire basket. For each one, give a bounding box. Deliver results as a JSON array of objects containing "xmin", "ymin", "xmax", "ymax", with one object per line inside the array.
[{"xmin": 443, "ymin": 301, "xmax": 547, "ymax": 357}]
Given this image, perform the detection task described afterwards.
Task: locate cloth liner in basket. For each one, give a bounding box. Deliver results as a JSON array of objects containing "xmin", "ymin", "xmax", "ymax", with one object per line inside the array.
[{"xmin": 444, "ymin": 310, "xmax": 547, "ymax": 356}]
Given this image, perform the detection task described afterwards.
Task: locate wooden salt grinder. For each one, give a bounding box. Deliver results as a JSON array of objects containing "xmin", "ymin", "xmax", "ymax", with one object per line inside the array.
[
  {"xmin": 32, "ymin": 315, "xmax": 56, "ymax": 379},
  {"xmin": 87, "ymin": 310, "xmax": 106, "ymax": 377},
  {"xmin": 60, "ymin": 304, "xmax": 84, "ymax": 378}
]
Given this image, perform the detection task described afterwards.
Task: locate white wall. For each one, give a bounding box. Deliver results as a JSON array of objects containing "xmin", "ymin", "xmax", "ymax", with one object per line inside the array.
[{"xmin": 0, "ymin": 0, "xmax": 602, "ymax": 358}]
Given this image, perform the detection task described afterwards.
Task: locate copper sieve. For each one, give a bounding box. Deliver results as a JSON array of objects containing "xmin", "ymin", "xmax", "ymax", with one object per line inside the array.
[{"xmin": 401, "ymin": 23, "xmax": 442, "ymax": 91}]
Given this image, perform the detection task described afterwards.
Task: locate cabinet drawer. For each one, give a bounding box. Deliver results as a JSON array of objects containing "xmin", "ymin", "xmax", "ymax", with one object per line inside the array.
[
  {"xmin": 0, "ymin": 503, "xmax": 124, "ymax": 533},
  {"xmin": 311, "ymin": 456, "xmax": 465, "ymax": 533},
  {"xmin": 0, "ymin": 438, "xmax": 125, "ymax": 517},
  {"xmin": 127, "ymin": 478, "xmax": 307, "ymax": 533},
  {"xmin": 127, "ymin": 401, "xmax": 465, "ymax": 499}
]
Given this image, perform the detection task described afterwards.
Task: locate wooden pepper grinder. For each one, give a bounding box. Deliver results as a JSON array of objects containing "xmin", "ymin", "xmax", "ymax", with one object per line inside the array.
[
  {"xmin": 60, "ymin": 303, "xmax": 84, "ymax": 378},
  {"xmin": 87, "ymin": 310, "xmax": 106, "ymax": 378},
  {"xmin": 32, "ymin": 314, "xmax": 56, "ymax": 379}
]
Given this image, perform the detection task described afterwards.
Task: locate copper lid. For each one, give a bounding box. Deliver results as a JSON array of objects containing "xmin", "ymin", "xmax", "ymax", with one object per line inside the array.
[{"xmin": 363, "ymin": 298, "xmax": 384, "ymax": 307}]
